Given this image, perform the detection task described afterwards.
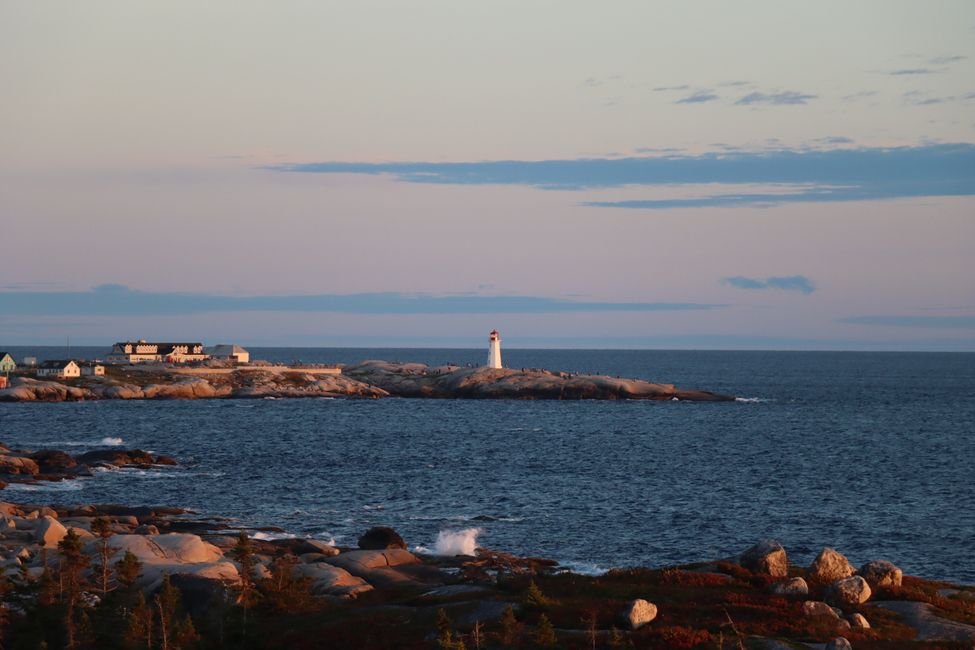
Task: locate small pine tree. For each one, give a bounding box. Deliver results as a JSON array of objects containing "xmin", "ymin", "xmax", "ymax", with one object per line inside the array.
[
  {"xmin": 524, "ymin": 580, "xmax": 550, "ymax": 608},
  {"xmin": 115, "ymin": 550, "xmax": 143, "ymax": 590},
  {"xmin": 262, "ymin": 554, "xmax": 316, "ymax": 613},
  {"xmin": 532, "ymin": 613, "xmax": 557, "ymax": 648},
  {"xmin": 230, "ymin": 531, "xmax": 258, "ymax": 640},
  {"xmin": 124, "ymin": 591, "xmax": 153, "ymax": 650},
  {"xmin": 498, "ymin": 605, "xmax": 520, "ymax": 647},
  {"xmin": 436, "ymin": 608, "xmax": 467, "ymax": 650},
  {"xmin": 57, "ymin": 529, "xmax": 91, "ymax": 649},
  {"xmin": 90, "ymin": 517, "xmax": 115, "ymax": 594}
]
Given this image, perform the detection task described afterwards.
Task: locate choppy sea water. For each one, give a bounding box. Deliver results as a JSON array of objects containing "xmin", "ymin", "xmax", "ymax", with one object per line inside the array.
[{"xmin": 2, "ymin": 349, "xmax": 973, "ymax": 583}]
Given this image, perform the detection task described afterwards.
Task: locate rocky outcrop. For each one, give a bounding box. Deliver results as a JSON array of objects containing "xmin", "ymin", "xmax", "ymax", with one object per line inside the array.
[
  {"xmin": 358, "ymin": 526, "xmax": 407, "ymax": 550},
  {"xmin": 827, "ymin": 575, "xmax": 871, "ymax": 608},
  {"xmin": 740, "ymin": 539, "xmax": 789, "ymax": 577},
  {"xmin": 810, "ymin": 547, "xmax": 855, "ymax": 583},
  {"xmin": 623, "ymin": 599, "xmax": 658, "ymax": 629},
  {"xmin": 0, "ymin": 445, "xmax": 178, "ymax": 489},
  {"xmin": 859, "ymin": 560, "xmax": 903, "ymax": 589},
  {"xmin": 344, "ymin": 360, "xmax": 733, "ymax": 401},
  {"xmin": 825, "ymin": 637, "xmax": 852, "ymax": 650},
  {"xmin": 770, "ymin": 577, "xmax": 808, "ymax": 596}
]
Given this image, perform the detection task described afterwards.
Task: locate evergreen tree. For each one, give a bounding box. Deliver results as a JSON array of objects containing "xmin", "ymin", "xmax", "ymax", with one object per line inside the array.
[
  {"xmin": 532, "ymin": 613, "xmax": 557, "ymax": 648},
  {"xmin": 498, "ymin": 605, "xmax": 520, "ymax": 647},
  {"xmin": 90, "ymin": 517, "xmax": 116, "ymax": 595},
  {"xmin": 524, "ymin": 580, "xmax": 551, "ymax": 608},
  {"xmin": 115, "ymin": 550, "xmax": 144, "ymax": 590},
  {"xmin": 262, "ymin": 553, "xmax": 316, "ymax": 613},
  {"xmin": 230, "ymin": 532, "xmax": 258, "ymax": 637},
  {"xmin": 57, "ymin": 529, "xmax": 90, "ymax": 649}
]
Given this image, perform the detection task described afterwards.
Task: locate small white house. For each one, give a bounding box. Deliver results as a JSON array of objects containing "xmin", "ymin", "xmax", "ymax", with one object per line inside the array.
[
  {"xmin": 80, "ymin": 362, "xmax": 106, "ymax": 376},
  {"xmin": 37, "ymin": 360, "xmax": 81, "ymax": 379},
  {"xmin": 0, "ymin": 352, "xmax": 16, "ymax": 373},
  {"xmin": 209, "ymin": 344, "xmax": 250, "ymax": 364}
]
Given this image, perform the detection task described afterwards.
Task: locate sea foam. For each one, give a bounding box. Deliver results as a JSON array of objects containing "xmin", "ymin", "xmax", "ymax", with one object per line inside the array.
[{"xmin": 434, "ymin": 528, "xmax": 481, "ymax": 556}]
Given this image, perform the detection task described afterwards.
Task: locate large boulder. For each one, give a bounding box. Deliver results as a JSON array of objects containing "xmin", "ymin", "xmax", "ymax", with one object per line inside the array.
[
  {"xmin": 825, "ymin": 638, "xmax": 852, "ymax": 650},
  {"xmin": 0, "ymin": 455, "xmax": 40, "ymax": 475},
  {"xmin": 623, "ymin": 599, "xmax": 658, "ymax": 630},
  {"xmin": 357, "ymin": 526, "xmax": 406, "ymax": 550},
  {"xmin": 827, "ymin": 576, "xmax": 872, "ymax": 608},
  {"xmin": 810, "ymin": 547, "xmax": 855, "ymax": 583},
  {"xmin": 29, "ymin": 450, "xmax": 77, "ymax": 473},
  {"xmin": 802, "ymin": 601, "xmax": 850, "ymax": 629},
  {"xmin": 740, "ymin": 539, "xmax": 789, "ymax": 577},
  {"xmin": 848, "ymin": 613, "xmax": 870, "ymax": 628},
  {"xmin": 291, "ymin": 562, "xmax": 373, "ymax": 597},
  {"xmin": 34, "ymin": 516, "xmax": 68, "ymax": 548},
  {"xmin": 771, "ymin": 577, "xmax": 809, "ymax": 596},
  {"xmin": 859, "ymin": 560, "xmax": 903, "ymax": 589}
]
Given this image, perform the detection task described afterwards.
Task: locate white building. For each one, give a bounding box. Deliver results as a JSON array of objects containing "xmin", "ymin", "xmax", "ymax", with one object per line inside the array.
[
  {"xmin": 487, "ymin": 329, "xmax": 502, "ymax": 369},
  {"xmin": 208, "ymin": 344, "xmax": 250, "ymax": 364},
  {"xmin": 80, "ymin": 362, "xmax": 106, "ymax": 376},
  {"xmin": 37, "ymin": 360, "xmax": 81, "ymax": 379},
  {"xmin": 0, "ymin": 352, "xmax": 15, "ymax": 373},
  {"xmin": 107, "ymin": 340, "xmax": 208, "ymax": 364}
]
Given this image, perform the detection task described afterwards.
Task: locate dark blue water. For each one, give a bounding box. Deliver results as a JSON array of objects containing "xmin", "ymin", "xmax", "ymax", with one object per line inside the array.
[{"xmin": 2, "ymin": 349, "xmax": 973, "ymax": 583}]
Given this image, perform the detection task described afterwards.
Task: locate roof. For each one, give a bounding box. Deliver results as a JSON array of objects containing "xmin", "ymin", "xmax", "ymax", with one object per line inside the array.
[
  {"xmin": 210, "ymin": 344, "xmax": 248, "ymax": 353},
  {"xmin": 38, "ymin": 359, "xmax": 76, "ymax": 369},
  {"xmin": 114, "ymin": 341, "xmax": 203, "ymax": 348},
  {"xmin": 0, "ymin": 351, "xmax": 13, "ymax": 359}
]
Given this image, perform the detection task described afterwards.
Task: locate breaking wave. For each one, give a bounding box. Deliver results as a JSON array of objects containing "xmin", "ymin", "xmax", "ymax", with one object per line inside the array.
[
  {"xmin": 735, "ymin": 397, "xmax": 772, "ymax": 403},
  {"xmin": 433, "ymin": 528, "xmax": 481, "ymax": 556},
  {"xmin": 5, "ymin": 480, "xmax": 85, "ymax": 492},
  {"xmin": 46, "ymin": 437, "xmax": 125, "ymax": 447}
]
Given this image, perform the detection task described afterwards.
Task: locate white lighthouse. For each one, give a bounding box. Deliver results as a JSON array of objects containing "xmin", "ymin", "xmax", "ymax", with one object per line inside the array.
[{"xmin": 487, "ymin": 329, "xmax": 502, "ymax": 369}]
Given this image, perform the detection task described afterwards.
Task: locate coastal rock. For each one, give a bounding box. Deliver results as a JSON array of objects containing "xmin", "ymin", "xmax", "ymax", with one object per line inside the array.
[
  {"xmin": 325, "ymin": 549, "xmax": 437, "ymax": 589},
  {"xmin": 0, "ymin": 455, "xmax": 40, "ymax": 475},
  {"xmin": 270, "ymin": 537, "xmax": 340, "ymax": 557},
  {"xmin": 770, "ymin": 577, "xmax": 809, "ymax": 596},
  {"xmin": 358, "ymin": 526, "xmax": 407, "ymax": 550},
  {"xmin": 810, "ymin": 547, "xmax": 855, "ymax": 583},
  {"xmin": 825, "ymin": 637, "xmax": 852, "ymax": 650},
  {"xmin": 848, "ymin": 613, "xmax": 870, "ymax": 628},
  {"xmin": 828, "ymin": 576, "xmax": 872, "ymax": 608},
  {"xmin": 623, "ymin": 599, "xmax": 658, "ymax": 630},
  {"xmin": 740, "ymin": 539, "xmax": 789, "ymax": 577},
  {"xmin": 802, "ymin": 601, "xmax": 850, "ymax": 627},
  {"xmin": 859, "ymin": 560, "xmax": 903, "ymax": 589},
  {"xmin": 34, "ymin": 516, "xmax": 68, "ymax": 548},
  {"xmin": 292, "ymin": 562, "xmax": 373, "ymax": 597},
  {"xmin": 29, "ymin": 450, "xmax": 77, "ymax": 473},
  {"xmin": 95, "ymin": 533, "xmax": 224, "ymax": 564}
]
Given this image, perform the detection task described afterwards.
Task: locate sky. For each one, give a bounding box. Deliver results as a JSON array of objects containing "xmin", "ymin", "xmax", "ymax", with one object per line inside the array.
[{"xmin": 1, "ymin": 1, "xmax": 974, "ymax": 349}]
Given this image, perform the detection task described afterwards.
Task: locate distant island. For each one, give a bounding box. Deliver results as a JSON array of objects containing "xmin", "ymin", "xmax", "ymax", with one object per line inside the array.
[{"xmin": 0, "ymin": 359, "xmax": 734, "ymax": 402}]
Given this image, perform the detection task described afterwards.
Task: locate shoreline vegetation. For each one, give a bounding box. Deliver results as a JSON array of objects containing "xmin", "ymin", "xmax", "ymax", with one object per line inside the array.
[
  {"xmin": 0, "ymin": 359, "xmax": 734, "ymax": 403},
  {"xmin": 1, "ymin": 446, "xmax": 974, "ymax": 648}
]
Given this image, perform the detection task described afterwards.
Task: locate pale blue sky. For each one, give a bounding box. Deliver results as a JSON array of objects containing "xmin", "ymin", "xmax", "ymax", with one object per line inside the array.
[{"xmin": 1, "ymin": 1, "xmax": 973, "ymax": 348}]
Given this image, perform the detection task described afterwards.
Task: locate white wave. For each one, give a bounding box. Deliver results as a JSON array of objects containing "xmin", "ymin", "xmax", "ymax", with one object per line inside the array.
[
  {"xmin": 735, "ymin": 397, "xmax": 772, "ymax": 403},
  {"xmin": 433, "ymin": 528, "xmax": 481, "ymax": 556},
  {"xmin": 249, "ymin": 531, "xmax": 297, "ymax": 541},
  {"xmin": 557, "ymin": 561, "xmax": 608, "ymax": 576},
  {"xmin": 44, "ymin": 436, "xmax": 125, "ymax": 447},
  {"xmin": 5, "ymin": 480, "xmax": 85, "ymax": 492}
]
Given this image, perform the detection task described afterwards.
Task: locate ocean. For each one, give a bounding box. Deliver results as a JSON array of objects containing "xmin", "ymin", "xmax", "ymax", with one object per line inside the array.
[{"xmin": 1, "ymin": 348, "xmax": 973, "ymax": 583}]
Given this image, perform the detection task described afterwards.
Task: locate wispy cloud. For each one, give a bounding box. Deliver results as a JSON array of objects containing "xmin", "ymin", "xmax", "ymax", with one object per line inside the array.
[
  {"xmin": 272, "ymin": 144, "xmax": 975, "ymax": 208},
  {"xmin": 675, "ymin": 90, "xmax": 720, "ymax": 104},
  {"xmin": 0, "ymin": 285, "xmax": 726, "ymax": 317},
  {"xmin": 840, "ymin": 315, "xmax": 975, "ymax": 328},
  {"xmin": 722, "ymin": 275, "xmax": 816, "ymax": 294},
  {"xmin": 735, "ymin": 90, "xmax": 816, "ymax": 105},
  {"xmin": 927, "ymin": 55, "xmax": 966, "ymax": 65},
  {"xmin": 886, "ymin": 68, "xmax": 941, "ymax": 76},
  {"xmin": 652, "ymin": 84, "xmax": 689, "ymax": 92}
]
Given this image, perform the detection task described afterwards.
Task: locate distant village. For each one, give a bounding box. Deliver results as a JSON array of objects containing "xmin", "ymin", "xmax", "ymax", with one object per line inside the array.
[{"xmin": 0, "ymin": 340, "xmax": 251, "ymax": 389}]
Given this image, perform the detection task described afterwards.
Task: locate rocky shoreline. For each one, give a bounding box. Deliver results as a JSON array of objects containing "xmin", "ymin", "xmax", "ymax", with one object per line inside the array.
[
  {"xmin": 0, "ymin": 359, "xmax": 734, "ymax": 403},
  {"xmin": 1, "ymin": 446, "xmax": 973, "ymax": 648}
]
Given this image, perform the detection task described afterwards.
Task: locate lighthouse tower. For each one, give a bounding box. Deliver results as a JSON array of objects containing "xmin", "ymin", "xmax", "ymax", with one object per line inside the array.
[{"xmin": 487, "ymin": 330, "xmax": 502, "ymax": 369}]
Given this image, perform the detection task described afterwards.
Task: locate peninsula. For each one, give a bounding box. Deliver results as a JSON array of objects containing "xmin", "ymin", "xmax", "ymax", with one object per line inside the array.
[{"xmin": 0, "ymin": 359, "xmax": 734, "ymax": 403}]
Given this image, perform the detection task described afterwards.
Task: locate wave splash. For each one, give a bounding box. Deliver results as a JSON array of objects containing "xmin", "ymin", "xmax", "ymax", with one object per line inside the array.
[{"xmin": 434, "ymin": 528, "xmax": 482, "ymax": 556}]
